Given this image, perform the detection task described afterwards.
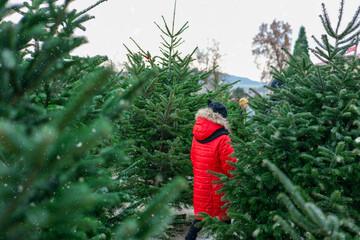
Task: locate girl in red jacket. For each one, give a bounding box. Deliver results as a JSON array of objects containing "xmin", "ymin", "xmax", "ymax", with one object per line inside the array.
[{"xmin": 185, "ymin": 100, "xmax": 237, "ymax": 240}]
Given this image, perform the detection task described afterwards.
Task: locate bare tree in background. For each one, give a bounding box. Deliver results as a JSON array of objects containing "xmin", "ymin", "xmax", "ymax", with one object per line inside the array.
[
  {"xmin": 193, "ymin": 39, "xmax": 225, "ymax": 91},
  {"xmin": 252, "ymin": 19, "xmax": 292, "ymax": 82}
]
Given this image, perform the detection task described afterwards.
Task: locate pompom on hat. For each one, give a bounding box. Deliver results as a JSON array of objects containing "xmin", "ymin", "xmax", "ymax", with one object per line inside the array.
[
  {"xmin": 207, "ymin": 99, "xmax": 228, "ymax": 119},
  {"xmin": 239, "ymin": 98, "xmax": 248, "ymax": 108}
]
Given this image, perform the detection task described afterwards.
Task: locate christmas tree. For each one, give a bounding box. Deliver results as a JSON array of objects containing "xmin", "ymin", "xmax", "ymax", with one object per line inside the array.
[
  {"xmin": 264, "ymin": 160, "xmax": 360, "ymax": 239},
  {"xmin": 0, "ymin": 1, "xmax": 186, "ymax": 239},
  {"xmin": 201, "ymin": 0, "xmax": 360, "ymax": 239},
  {"xmin": 119, "ymin": 0, "xmax": 231, "ymax": 208},
  {"xmin": 286, "ymin": 25, "xmax": 310, "ymax": 76},
  {"xmin": 292, "ymin": 26, "xmax": 310, "ymax": 60}
]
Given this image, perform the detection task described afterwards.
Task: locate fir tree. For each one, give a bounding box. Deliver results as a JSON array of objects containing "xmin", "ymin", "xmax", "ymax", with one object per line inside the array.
[
  {"xmin": 0, "ymin": 1, "xmax": 186, "ymax": 239},
  {"xmin": 265, "ymin": 160, "xmax": 360, "ymax": 239},
  {"xmin": 286, "ymin": 25, "xmax": 310, "ymax": 76},
  {"xmin": 292, "ymin": 26, "xmax": 310, "ymax": 60},
  {"xmin": 119, "ymin": 1, "xmax": 230, "ymax": 208},
  {"xmin": 202, "ymin": 0, "xmax": 360, "ymax": 239}
]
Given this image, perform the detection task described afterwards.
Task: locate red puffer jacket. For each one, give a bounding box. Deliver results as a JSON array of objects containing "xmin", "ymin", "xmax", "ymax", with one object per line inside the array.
[{"xmin": 191, "ymin": 108, "xmax": 236, "ymax": 220}]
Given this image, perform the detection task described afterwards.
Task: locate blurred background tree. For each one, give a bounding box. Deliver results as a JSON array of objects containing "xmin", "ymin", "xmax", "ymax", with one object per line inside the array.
[
  {"xmin": 231, "ymin": 86, "xmax": 247, "ymax": 99},
  {"xmin": 286, "ymin": 25, "xmax": 310, "ymax": 77},
  {"xmin": 192, "ymin": 39, "xmax": 225, "ymax": 92},
  {"xmin": 252, "ymin": 19, "xmax": 292, "ymax": 82}
]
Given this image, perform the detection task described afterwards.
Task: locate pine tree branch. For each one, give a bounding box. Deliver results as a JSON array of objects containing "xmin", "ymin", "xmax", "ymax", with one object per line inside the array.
[
  {"xmin": 320, "ymin": 3, "xmax": 337, "ymax": 38},
  {"xmin": 335, "ymin": 0, "xmax": 344, "ymax": 34},
  {"xmin": 0, "ymin": 129, "xmax": 53, "ymax": 232},
  {"xmin": 129, "ymin": 37, "xmax": 147, "ymax": 55},
  {"xmin": 154, "ymin": 21, "xmax": 169, "ymax": 37},
  {"xmin": 338, "ymin": 6, "xmax": 360, "ymax": 39},
  {"xmin": 309, "ymin": 48, "xmax": 329, "ymax": 64},
  {"xmin": 174, "ymin": 21, "xmax": 189, "ymax": 37},
  {"xmin": 264, "ymin": 160, "xmax": 316, "ymax": 220},
  {"xmin": 311, "ymin": 35, "xmax": 328, "ymax": 52},
  {"xmin": 75, "ymin": 0, "xmax": 107, "ymax": 18},
  {"xmin": 273, "ymin": 215, "xmax": 301, "ymax": 240},
  {"xmin": 167, "ymin": 0, "xmax": 178, "ymax": 75},
  {"xmin": 0, "ymin": 152, "xmax": 9, "ymax": 168}
]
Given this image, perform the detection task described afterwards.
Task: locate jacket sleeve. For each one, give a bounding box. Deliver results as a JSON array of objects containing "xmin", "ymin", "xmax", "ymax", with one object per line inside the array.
[
  {"xmin": 191, "ymin": 137, "xmax": 196, "ymax": 165},
  {"xmin": 219, "ymin": 135, "xmax": 237, "ymax": 178}
]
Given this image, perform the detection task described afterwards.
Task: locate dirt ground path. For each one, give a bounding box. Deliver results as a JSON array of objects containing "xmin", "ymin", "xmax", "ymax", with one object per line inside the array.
[
  {"xmin": 172, "ymin": 228, "xmax": 214, "ymax": 240},
  {"xmin": 163, "ymin": 225, "xmax": 214, "ymax": 240},
  {"xmin": 149, "ymin": 206, "xmax": 216, "ymax": 240},
  {"xmin": 171, "ymin": 207, "xmax": 215, "ymax": 240},
  {"xmin": 150, "ymin": 207, "xmax": 215, "ymax": 240}
]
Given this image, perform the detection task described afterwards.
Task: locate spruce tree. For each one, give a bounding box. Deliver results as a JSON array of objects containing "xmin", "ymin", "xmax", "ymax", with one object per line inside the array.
[
  {"xmin": 201, "ymin": 0, "xmax": 360, "ymax": 239},
  {"xmin": 0, "ymin": 1, "xmax": 186, "ymax": 239}
]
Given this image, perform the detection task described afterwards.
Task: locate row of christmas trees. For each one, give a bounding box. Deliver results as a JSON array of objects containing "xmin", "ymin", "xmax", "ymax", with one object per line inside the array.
[
  {"xmin": 200, "ymin": 1, "xmax": 360, "ymax": 239},
  {"xmin": 0, "ymin": 0, "xmax": 194, "ymax": 239},
  {"xmin": 1, "ymin": 0, "xmax": 359, "ymax": 239}
]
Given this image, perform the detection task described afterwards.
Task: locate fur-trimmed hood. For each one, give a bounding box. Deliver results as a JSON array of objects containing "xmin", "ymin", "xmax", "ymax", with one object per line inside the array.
[{"xmin": 193, "ymin": 108, "xmax": 232, "ymax": 141}]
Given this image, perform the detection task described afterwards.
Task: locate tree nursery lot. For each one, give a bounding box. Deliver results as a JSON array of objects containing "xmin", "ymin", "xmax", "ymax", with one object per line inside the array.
[{"xmin": 0, "ymin": 0, "xmax": 360, "ymax": 240}]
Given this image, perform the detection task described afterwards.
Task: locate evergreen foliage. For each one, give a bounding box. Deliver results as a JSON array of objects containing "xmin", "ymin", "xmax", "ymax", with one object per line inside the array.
[
  {"xmin": 119, "ymin": 1, "xmax": 232, "ymax": 208},
  {"xmin": 287, "ymin": 26, "xmax": 310, "ymax": 76},
  {"xmin": 202, "ymin": 1, "xmax": 360, "ymax": 239},
  {"xmin": 265, "ymin": 160, "xmax": 360, "ymax": 239},
  {"xmin": 0, "ymin": 1, "xmax": 186, "ymax": 239},
  {"xmin": 292, "ymin": 26, "xmax": 310, "ymax": 60},
  {"xmin": 231, "ymin": 87, "xmax": 247, "ymax": 99}
]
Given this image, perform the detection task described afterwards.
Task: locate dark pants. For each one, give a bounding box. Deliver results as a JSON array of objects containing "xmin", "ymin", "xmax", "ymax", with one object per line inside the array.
[{"xmin": 185, "ymin": 219, "xmax": 231, "ymax": 240}]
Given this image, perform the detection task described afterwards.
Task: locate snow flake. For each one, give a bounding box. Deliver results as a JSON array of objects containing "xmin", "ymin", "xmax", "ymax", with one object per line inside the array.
[
  {"xmin": 355, "ymin": 137, "xmax": 360, "ymax": 144},
  {"xmin": 77, "ymin": 142, "xmax": 82, "ymax": 148},
  {"xmin": 252, "ymin": 229, "xmax": 260, "ymax": 237},
  {"xmin": 119, "ymin": 99, "xmax": 126, "ymax": 105},
  {"xmin": 336, "ymin": 156, "xmax": 343, "ymax": 163},
  {"xmin": 273, "ymin": 131, "xmax": 280, "ymax": 139},
  {"xmin": 2, "ymin": 49, "xmax": 16, "ymax": 69}
]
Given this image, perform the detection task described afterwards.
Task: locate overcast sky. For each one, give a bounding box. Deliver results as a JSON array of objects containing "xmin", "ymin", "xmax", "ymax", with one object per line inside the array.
[{"xmin": 8, "ymin": 0, "xmax": 360, "ymax": 81}]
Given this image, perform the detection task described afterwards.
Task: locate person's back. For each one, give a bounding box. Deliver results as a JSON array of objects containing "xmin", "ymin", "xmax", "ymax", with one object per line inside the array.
[{"xmin": 186, "ymin": 100, "xmax": 236, "ymax": 240}]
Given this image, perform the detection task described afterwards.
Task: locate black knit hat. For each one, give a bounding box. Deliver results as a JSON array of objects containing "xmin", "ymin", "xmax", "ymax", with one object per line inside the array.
[{"xmin": 207, "ymin": 99, "xmax": 227, "ymax": 119}]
